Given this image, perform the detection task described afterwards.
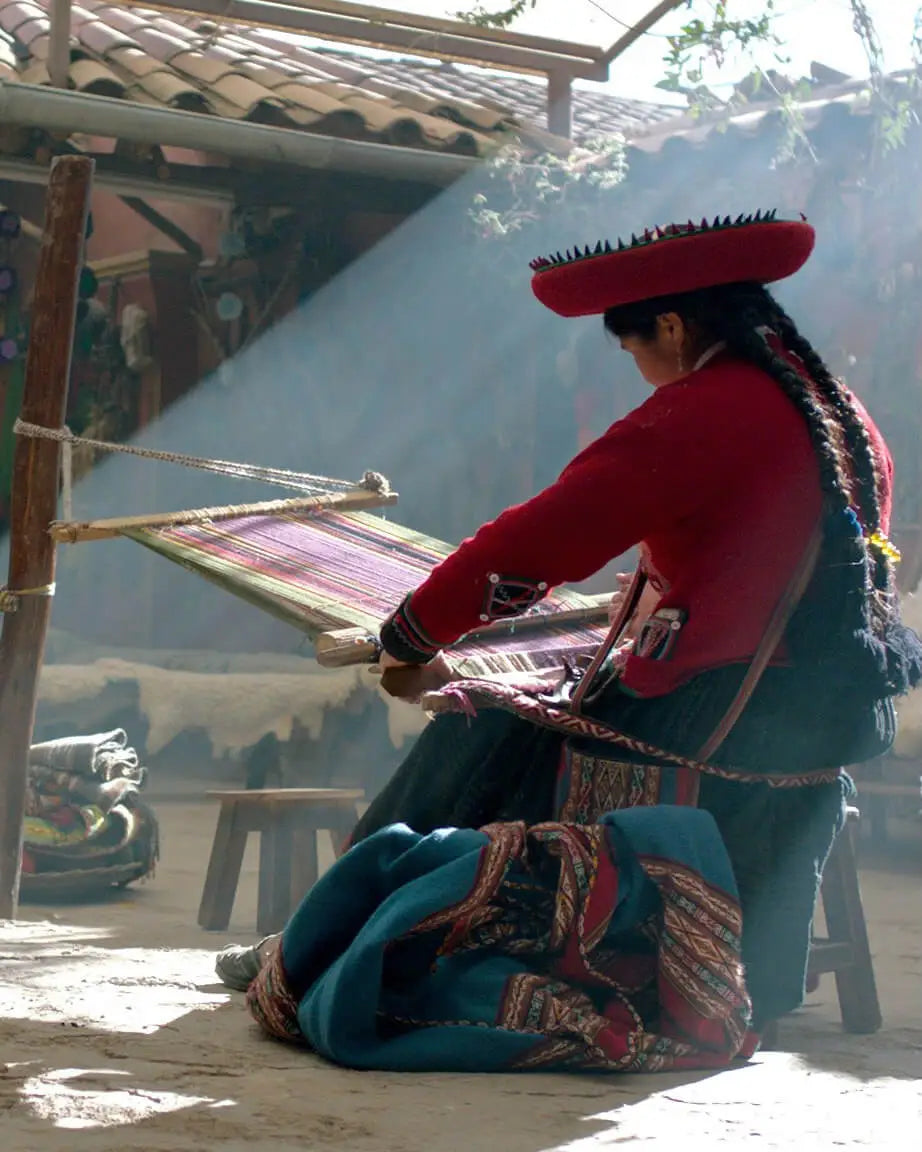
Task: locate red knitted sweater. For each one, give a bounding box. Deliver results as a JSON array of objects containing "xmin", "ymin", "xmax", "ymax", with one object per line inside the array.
[{"xmin": 381, "ymin": 351, "xmax": 892, "ymax": 698}]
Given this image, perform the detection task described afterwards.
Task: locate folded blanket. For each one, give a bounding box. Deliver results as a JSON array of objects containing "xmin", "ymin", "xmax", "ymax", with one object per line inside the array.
[
  {"xmin": 29, "ymin": 728, "xmax": 144, "ymax": 784},
  {"xmin": 20, "ymin": 729, "xmax": 158, "ymax": 889}
]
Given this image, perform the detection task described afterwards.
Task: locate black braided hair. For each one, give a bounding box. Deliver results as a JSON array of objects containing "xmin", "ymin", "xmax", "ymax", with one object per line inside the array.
[
  {"xmin": 603, "ymin": 282, "xmax": 922, "ymax": 698},
  {"xmin": 767, "ymin": 299, "xmax": 893, "ymax": 623}
]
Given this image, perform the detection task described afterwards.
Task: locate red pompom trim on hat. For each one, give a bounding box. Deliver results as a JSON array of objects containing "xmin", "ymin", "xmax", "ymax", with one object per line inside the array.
[{"xmin": 530, "ymin": 212, "xmax": 815, "ymax": 318}]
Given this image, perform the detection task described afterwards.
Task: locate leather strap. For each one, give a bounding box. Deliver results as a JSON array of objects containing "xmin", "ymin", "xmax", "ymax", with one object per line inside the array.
[
  {"xmin": 568, "ymin": 521, "xmax": 823, "ymax": 766},
  {"xmin": 569, "ymin": 568, "xmax": 647, "ymax": 713},
  {"xmin": 696, "ymin": 521, "xmax": 823, "ymax": 761}
]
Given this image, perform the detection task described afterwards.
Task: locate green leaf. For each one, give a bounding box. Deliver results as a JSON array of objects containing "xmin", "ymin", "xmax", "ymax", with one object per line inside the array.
[{"xmin": 454, "ymin": 1, "xmax": 536, "ymax": 29}]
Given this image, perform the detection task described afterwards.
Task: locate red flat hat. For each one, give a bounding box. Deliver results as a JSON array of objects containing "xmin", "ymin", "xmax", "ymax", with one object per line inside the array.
[{"xmin": 530, "ymin": 211, "xmax": 815, "ymax": 318}]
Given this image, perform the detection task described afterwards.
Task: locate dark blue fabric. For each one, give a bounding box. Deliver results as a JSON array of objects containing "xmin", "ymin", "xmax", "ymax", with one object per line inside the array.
[
  {"xmin": 278, "ymin": 807, "xmax": 736, "ymax": 1071},
  {"xmin": 349, "ymin": 663, "xmax": 857, "ymax": 1027}
]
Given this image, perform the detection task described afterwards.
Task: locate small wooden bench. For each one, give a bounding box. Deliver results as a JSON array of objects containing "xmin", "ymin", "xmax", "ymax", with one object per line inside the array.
[
  {"xmin": 197, "ymin": 788, "xmax": 364, "ymax": 936},
  {"xmin": 763, "ymin": 805, "xmax": 881, "ymax": 1047}
]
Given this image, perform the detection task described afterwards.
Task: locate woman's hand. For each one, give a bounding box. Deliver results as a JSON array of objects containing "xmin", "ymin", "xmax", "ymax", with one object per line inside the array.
[
  {"xmin": 374, "ymin": 650, "xmax": 457, "ymax": 703},
  {"xmin": 607, "ymin": 572, "xmax": 635, "ymax": 625},
  {"xmin": 377, "ymin": 650, "xmax": 411, "ymax": 674}
]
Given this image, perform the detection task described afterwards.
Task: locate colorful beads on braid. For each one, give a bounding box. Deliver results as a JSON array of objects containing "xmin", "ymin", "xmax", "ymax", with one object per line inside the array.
[{"xmin": 868, "ymin": 531, "xmax": 902, "ymax": 564}]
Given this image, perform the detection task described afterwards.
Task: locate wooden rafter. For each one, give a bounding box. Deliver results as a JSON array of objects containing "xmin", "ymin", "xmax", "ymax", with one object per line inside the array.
[
  {"xmin": 118, "ymin": 196, "xmax": 205, "ymax": 263},
  {"xmin": 34, "ymin": 0, "xmax": 685, "ymax": 188},
  {"xmin": 141, "ymin": 0, "xmax": 609, "ymax": 78},
  {"xmin": 599, "ymin": 1, "xmax": 687, "ymax": 67}
]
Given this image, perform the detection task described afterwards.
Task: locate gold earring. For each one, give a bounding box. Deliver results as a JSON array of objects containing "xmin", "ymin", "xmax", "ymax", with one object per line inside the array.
[{"xmin": 677, "ymin": 349, "xmax": 687, "ymax": 375}]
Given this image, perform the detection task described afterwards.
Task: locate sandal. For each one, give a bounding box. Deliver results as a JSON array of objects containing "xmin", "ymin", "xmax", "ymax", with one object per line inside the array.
[{"xmin": 215, "ymin": 934, "xmax": 278, "ymax": 991}]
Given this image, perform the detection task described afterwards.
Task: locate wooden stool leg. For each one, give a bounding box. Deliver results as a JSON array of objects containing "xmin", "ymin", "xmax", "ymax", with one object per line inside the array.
[
  {"xmin": 290, "ymin": 824, "xmax": 320, "ymax": 913},
  {"xmin": 198, "ymin": 801, "xmax": 248, "ymax": 931},
  {"xmin": 258, "ymin": 813, "xmax": 294, "ymax": 937},
  {"xmin": 327, "ymin": 803, "xmax": 359, "ymax": 860},
  {"xmin": 820, "ymin": 818, "xmax": 882, "ymax": 1034}
]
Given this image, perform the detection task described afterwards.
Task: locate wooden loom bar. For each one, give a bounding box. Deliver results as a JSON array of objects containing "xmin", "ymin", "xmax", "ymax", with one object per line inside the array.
[
  {"xmin": 0, "ymin": 156, "xmax": 94, "ymax": 919},
  {"xmin": 50, "ymin": 488, "xmax": 399, "ymax": 543},
  {"xmin": 314, "ymin": 593, "xmax": 612, "ymax": 668}
]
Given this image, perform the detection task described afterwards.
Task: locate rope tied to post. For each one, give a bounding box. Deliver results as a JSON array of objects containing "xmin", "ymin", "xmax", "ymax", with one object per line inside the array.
[
  {"xmin": 12, "ymin": 419, "xmax": 391, "ymax": 498},
  {"xmin": 0, "ymin": 583, "xmax": 56, "ymax": 614}
]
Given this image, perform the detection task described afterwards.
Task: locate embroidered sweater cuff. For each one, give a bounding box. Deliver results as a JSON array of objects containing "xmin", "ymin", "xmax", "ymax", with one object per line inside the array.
[{"xmin": 379, "ymin": 595, "xmax": 440, "ymax": 664}]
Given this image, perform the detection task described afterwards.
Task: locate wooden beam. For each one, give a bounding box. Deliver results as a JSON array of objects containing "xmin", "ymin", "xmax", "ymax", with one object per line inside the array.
[
  {"xmin": 48, "ymin": 0, "xmax": 73, "ymax": 89},
  {"xmin": 0, "ymin": 155, "xmax": 94, "ymax": 920},
  {"xmin": 599, "ymin": 0, "xmax": 686, "ymax": 67},
  {"xmin": 7, "ymin": 161, "xmax": 437, "ymax": 231},
  {"xmin": 118, "ymin": 195, "xmax": 204, "ymax": 263},
  {"xmin": 0, "ymin": 154, "xmax": 235, "ymax": 207},
  {"xmin": 140, "ymin": 0, "xmax": 608, "ymax": 80},
  {"xmin": 547, "ymin": 72, "xmax": 573, "ymax": 140},
  {"xmin": 143, "ymin": 0, "xmax": 605, "ymax": 64},
  {"xmin": 315, "ymin": 594, "xmax": 612, "ymax": 668},
  {"xmin": 88, "ymin": 249, "xmax": 186, "ymax": 282},
  {"xmin": 51, "ymin": 488, "xmax": 399, "ymax": 543}
]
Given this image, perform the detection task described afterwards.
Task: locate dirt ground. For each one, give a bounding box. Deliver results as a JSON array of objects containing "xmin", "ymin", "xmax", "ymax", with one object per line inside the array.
[{"xmin": 2, "ymin": 796, "xmax": 920, "ymax": 1152}]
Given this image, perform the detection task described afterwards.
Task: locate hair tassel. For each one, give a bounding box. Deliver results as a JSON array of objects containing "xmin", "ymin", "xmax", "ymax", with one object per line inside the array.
[{"xmin": 868, "ymin": 531, "xmax": 902, "ymax": 564}]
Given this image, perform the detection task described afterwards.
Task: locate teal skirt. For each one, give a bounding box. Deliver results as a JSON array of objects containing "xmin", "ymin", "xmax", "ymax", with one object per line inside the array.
[{"xmin": 350, "ymin": 662, "xmax": 890, "ymax": 1027}]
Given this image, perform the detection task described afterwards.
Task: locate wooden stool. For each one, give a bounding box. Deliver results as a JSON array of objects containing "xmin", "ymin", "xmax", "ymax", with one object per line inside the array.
[
  {"xmin": 197, "ymin": 788, "xmax": 364, "ymax": 936},
  {"xmin": 855, "ymin": 755, "xmax": 921, "ymax": 844},
  {"xmin": 762, "ymin": 805, "xmax": 881, "ymax": 1048}
]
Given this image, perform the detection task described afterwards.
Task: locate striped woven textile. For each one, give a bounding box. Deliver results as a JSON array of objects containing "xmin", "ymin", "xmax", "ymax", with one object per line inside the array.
[{"xmin": 125, "ymin": 508, "xmax": 608, "ymax": 677}]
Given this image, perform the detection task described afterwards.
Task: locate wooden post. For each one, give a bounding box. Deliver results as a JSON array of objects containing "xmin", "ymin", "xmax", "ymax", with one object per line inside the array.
[
  {"xmin": 0, "ymin": 156, "xmax": 93, "ymax": 919},
  {"xmin": 48, "ymin": 0, "xmax": 73, "ymax": 90},
  {"xmin": 547, "ymin": 71, "xmax": 573, "ymax": 139}
]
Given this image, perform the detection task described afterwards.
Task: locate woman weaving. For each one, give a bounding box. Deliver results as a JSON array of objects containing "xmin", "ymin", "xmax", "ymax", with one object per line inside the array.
[{"xmin": 219, "ymin": 214, "xmax": 921, "ymax": 1072}]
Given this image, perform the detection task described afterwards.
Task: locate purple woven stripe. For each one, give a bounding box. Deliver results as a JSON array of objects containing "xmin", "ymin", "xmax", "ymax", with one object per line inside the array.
[{"xmin": 156, "ymin": 510, "xmax": 602, "ymax": 629}]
